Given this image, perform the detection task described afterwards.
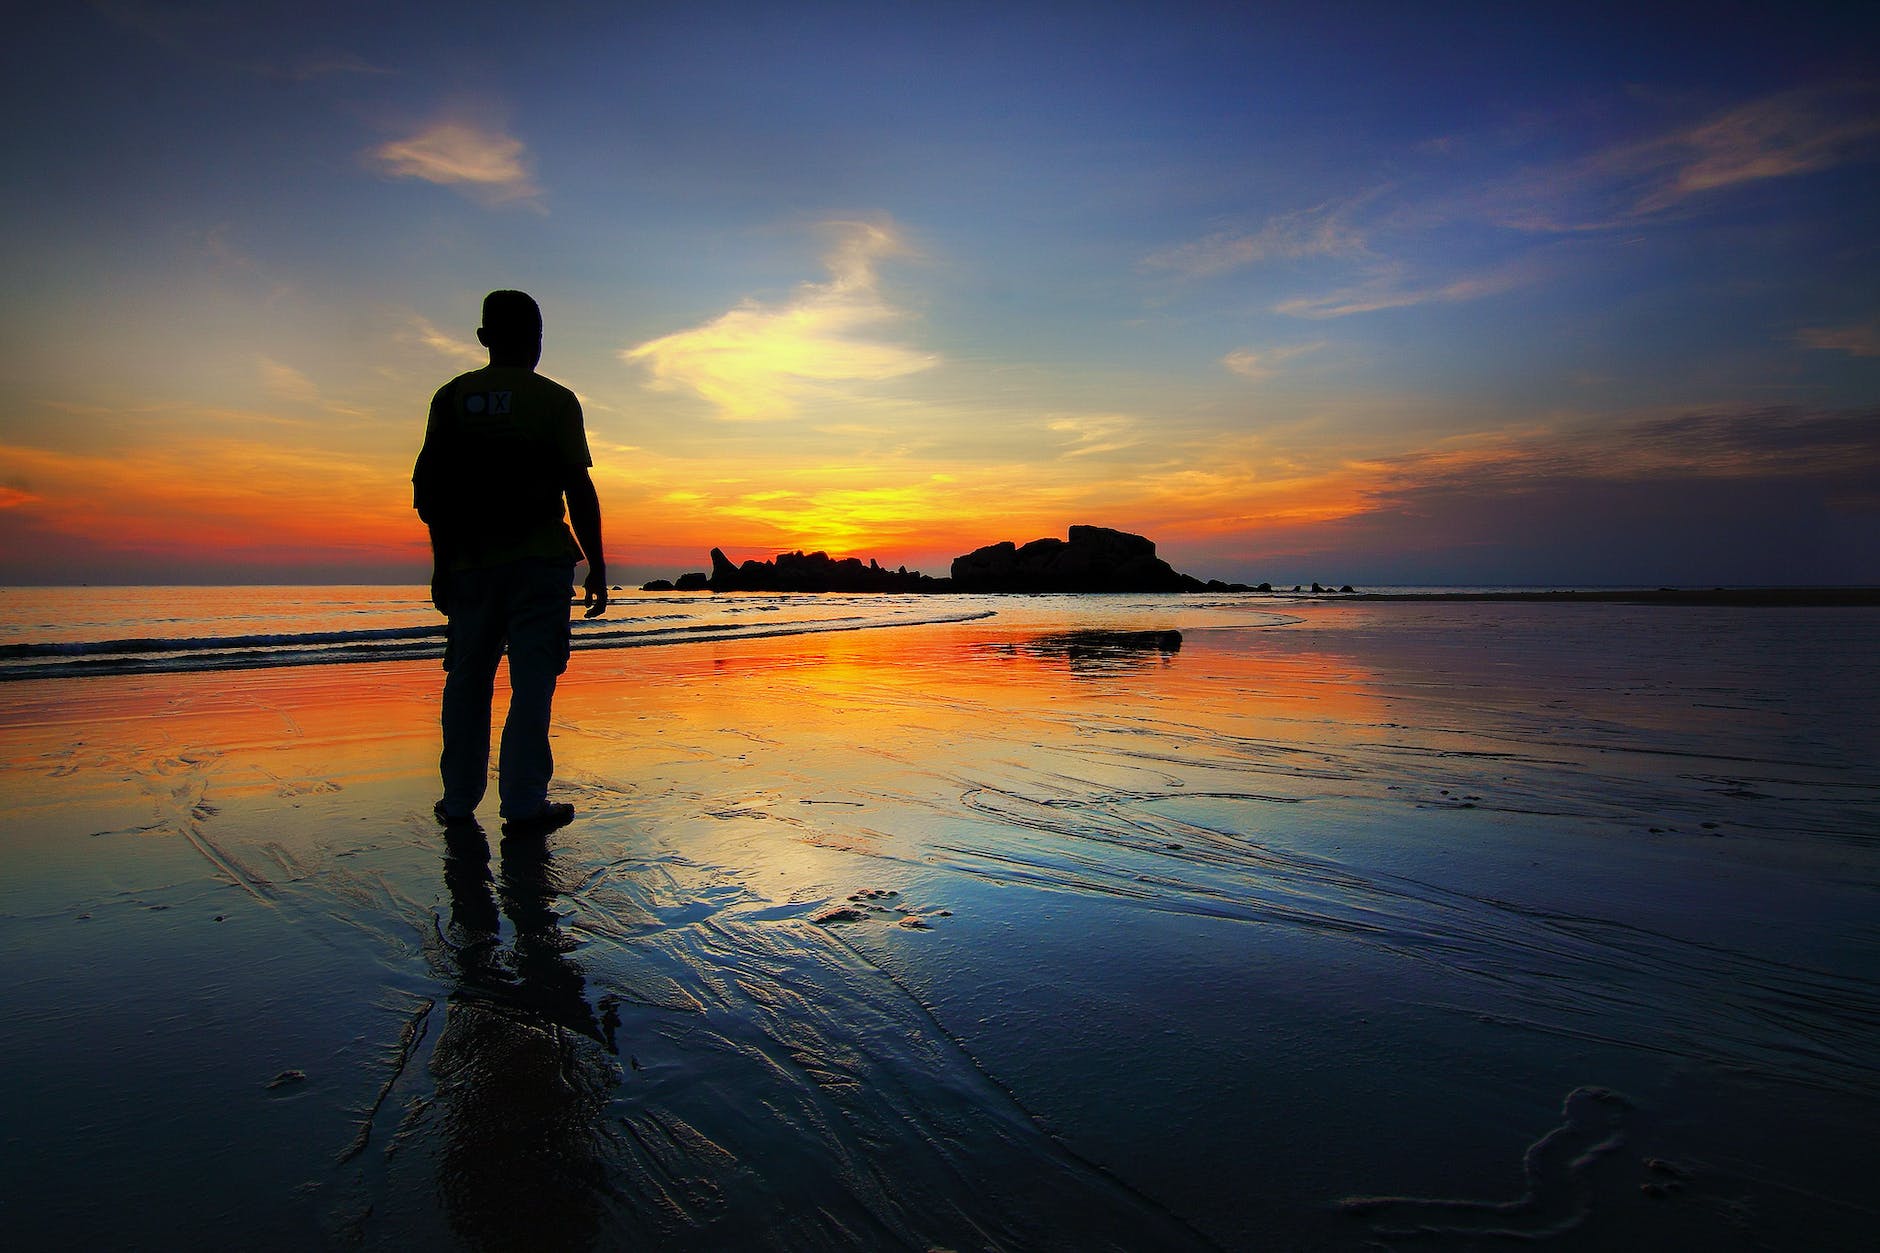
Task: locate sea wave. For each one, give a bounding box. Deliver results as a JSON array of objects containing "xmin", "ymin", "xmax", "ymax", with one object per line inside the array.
[{"xmin": 0, "ymin": 609, "xmax": 998, "ymax": 681}]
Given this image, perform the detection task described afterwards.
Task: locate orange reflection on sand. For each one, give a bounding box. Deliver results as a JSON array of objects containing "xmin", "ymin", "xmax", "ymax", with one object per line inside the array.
[
  {"xmin": 0, "ymin": 661, "xmax": 443, "ymax": 811},
  {"xmin": 556, "ymin": 618, "xmax": 1390, "ymax": 790}
]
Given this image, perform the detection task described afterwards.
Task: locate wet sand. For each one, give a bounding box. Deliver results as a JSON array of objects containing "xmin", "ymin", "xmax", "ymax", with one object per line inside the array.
[{"xmin": 2, "ymin": 600, "xmax": 1876, "ymax": 1249}]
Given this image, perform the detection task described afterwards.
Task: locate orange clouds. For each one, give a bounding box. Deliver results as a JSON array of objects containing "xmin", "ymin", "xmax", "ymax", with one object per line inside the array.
[{"xmin": 0, "ymin": 438, "xmax": 423, "ymax": 571}]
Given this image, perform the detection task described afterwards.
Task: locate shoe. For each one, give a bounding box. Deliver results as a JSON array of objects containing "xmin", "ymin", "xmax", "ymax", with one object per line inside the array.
[
  {"xmin": 501, "ymin": 802, "xmax": 575, "ymax": 837},
  {"xmin": 434, "ymin": 799, "xmax": 479, "ymax": 828}
]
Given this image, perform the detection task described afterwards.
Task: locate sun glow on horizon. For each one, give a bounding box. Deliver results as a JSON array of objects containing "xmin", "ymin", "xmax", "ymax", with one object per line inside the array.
[{"xmin": 3, "ymin": 6, "xmax": 1875, "ymax": 585}]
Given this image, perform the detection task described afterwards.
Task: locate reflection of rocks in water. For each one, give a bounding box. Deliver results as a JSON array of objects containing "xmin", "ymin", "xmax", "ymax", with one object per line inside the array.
[
  {"xmin": 435, "ymin": 828, "xmax": 620, "ymax": 1253},
  {"xmin": 1023, "ymin": 628, "xmax": 1182, "ymax": 672}
]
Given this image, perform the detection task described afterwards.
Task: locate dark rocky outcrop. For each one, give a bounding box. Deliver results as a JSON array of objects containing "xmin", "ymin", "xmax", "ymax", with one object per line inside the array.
[
  {"xmin": 951, "ymin": 525, "xmax": 1200, "ymax": 593},
  {"xmin": 639, "ymin": 524, "xmax": 1342, "ymax": 594},
  {"xmin": 1029, "ymin": 629, "xmax": 1183, "ymax": 659},
  {"xmin": 707, "ymin": 547, "xmax": 943, "ymax": 592},
  {"xmin": 998, "ymin": 628, "xmax": 1185, "ymax": 673}
]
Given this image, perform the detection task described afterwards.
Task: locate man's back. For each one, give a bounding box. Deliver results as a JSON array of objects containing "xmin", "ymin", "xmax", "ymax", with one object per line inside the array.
[{"xmin": 415, "ymin": 363, "xmax": 589, "ymax": 571}]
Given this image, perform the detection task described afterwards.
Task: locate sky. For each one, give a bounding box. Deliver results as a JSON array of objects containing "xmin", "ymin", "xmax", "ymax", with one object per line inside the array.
[{"xmin": 3, "ymin": 0, "xmax": 1877, "ymax": 586}]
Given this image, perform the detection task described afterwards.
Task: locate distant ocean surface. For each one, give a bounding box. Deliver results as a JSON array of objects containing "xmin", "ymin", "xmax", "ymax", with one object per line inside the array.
[
  {"xmin": 0, "ymin": 582, "xmax": 1775, "ymax": 681},
  {"xmin": 0, "ymin": 585, "xmax": 976, "ymax": 680}
]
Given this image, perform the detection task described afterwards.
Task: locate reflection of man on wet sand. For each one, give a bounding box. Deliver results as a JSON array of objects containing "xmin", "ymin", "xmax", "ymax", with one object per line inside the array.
[
  {"xmin": 435, "ymin": 828, "xmax": 617, "ymax": 1249},
  {"xmin": 413, "ymin": 290, "xmax": 607, "ymax": 836}
]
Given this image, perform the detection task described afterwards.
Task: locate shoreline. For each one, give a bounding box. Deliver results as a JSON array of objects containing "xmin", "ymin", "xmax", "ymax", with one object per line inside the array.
[
  {"xmin": 1, "ymin": 600, "xmax": 1876, "ymax": 1248},
  {"xmin": 5, "ymin": 585, "xmax": 1875, "ymax": 683},
  {"xmin": 625, "ymin": 585, "xmax": 1880, "ymax": 606},
  {"xmin": 1340, "ymin": 586, "xmax": 1880, "ymax": 607}
]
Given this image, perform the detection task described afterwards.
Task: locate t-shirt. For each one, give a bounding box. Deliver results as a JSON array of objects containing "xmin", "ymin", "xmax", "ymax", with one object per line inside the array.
[{"xmin": 412, "ymin": 365, "xmax": 591, "ymax": 571}]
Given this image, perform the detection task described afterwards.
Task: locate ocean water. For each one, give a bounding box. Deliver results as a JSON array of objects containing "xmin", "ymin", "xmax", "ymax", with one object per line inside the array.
[
  {"xmin": 1, "ymin": 589, "xmax": 1877, "ymax": 1248},
  {"xmin": 0, "ymin": 585, "xmax": 1002, "ymax": 679},
  {"xmin": 0, "ymin": 584, "xmax": 1668, "ymax": 680}
]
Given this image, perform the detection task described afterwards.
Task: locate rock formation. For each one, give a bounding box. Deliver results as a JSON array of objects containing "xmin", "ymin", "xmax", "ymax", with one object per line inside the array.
[
  {"xmin": 637, "ymin": 524, "xmax": 1339, "ymax": 594},
  {"xmin": 707, "ymin": 547, "xmax": 941, "ymax": 592},
  {"xmin": 951, "ymin": 525, "xmax": 1199, "ymax": 592}
]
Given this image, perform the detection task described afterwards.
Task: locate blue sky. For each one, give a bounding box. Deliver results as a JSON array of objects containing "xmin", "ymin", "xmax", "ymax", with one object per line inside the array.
[{"xmin": 3, "ymin": 1, "xmax": 1876, "ymax": 584}]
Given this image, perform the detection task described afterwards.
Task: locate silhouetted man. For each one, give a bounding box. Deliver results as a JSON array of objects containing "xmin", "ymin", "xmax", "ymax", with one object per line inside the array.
[{"xmin": 413, "ymin": 290, "xmax": 606, "ymax": 835}]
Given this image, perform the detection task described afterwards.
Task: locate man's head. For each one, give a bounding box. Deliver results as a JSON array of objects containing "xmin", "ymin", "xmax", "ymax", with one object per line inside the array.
[{"xmin": 477, "ymin": 290, "xmax": 543, "ymax": 368}]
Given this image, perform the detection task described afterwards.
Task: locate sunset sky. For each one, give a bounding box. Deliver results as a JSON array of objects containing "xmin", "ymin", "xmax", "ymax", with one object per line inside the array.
[{"xmin": 4, "ymin": 1, "xmax": 1876, "ymax": 586}]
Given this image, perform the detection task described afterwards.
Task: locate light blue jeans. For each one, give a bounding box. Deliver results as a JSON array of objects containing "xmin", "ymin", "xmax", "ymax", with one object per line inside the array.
[{"xmin": 438, "ymin": 559, "xmax": 574, "ymax": 820}]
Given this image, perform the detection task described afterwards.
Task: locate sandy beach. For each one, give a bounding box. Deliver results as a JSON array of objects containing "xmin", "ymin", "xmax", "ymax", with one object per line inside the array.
[{"xmin": 2, "ymin": 596, "xmax": 1877, "ymax": 1250}]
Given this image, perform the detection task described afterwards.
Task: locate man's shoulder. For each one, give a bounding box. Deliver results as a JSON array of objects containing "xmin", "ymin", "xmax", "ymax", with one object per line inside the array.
[
  {"xmin": 434, "ymin": 367, "xmax": 489, "ymax": 397},
  {"xmin": 474, "ymin": 367, "xmax": 576, "ymax": 404},
  {"xmin": 527, "ymin": 372, "xmax": 579, "ymax": 408}
]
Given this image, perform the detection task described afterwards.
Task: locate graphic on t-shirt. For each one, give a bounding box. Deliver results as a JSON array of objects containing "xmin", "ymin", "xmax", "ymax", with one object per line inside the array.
[{"xmin": 463, "ymin": 391, "xmax": 513, "ymax": 416}]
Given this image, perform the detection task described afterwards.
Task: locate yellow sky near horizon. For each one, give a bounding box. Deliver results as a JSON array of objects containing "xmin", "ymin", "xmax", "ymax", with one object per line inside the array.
[{"xmin": 3, "ymin": 6, "xmax": 1875, "ymax": 585}]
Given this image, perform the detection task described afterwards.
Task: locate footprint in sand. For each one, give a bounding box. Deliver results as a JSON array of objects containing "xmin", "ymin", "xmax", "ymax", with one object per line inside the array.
[
  {"xmin": 813, "ymin": 888, "xmax": 952, "ymax": 930},
  {"xmin": 1341, "ymin": 1086, "xmax": 1638, "ymax": 1241}
]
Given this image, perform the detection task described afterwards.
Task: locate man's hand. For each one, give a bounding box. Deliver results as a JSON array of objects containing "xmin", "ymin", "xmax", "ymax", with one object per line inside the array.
[{"xmin": 582, "ymin": 565, "xmax": 609, "ymax": 618}]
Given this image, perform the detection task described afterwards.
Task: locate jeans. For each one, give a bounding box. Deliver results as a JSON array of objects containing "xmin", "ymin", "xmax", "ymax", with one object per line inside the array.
[{"xmin": 438, "ymin": 559, "xmax": 574, "ymax": 819}]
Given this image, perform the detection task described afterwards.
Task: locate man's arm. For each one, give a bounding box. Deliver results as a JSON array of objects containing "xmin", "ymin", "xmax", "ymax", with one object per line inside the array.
[
  {"xmin": 415, "ymin": 384, "xmax": 457, "ymax": 615},
  {"xmin": 424, "ymin": 524, "xmax": 458, "ymax": 615},
  {"xmin": 566, "ymin": 468, "xmax": 608, "ymax": 617}
]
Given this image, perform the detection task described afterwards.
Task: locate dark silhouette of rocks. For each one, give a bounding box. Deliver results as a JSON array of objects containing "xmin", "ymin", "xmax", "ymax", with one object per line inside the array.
[
  {"xmin": 707, "ymin": 546, "xmax": 941, "ymax": 592},
  {"xmin": 634, "ymin": 523, "xmax": 1352, "ymax": 594},
  {"xmin": 1029, "ymin": 629, "xmax": 1183, "ymax": 661},
  {"xmin": 951, "ymin": 526, "xmax": 1199, "ymax": 592}
]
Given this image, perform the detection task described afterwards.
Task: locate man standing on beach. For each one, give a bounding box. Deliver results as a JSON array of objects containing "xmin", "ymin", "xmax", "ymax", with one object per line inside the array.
[{"xmin": 413, "ymin": 290, "xmax": 607, "ymax": 835}]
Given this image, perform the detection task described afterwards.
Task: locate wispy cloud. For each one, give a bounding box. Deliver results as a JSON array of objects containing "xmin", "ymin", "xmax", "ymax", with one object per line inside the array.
[
  {"xmin": 1795, "ymin": 320, "xmax": 1880, "ymax": 357},
  {"xmin": 1221, "ymin": 342, "xmax": 1326, "ymax": 379},
  {"xmin": 1045, "ymin": 413, "xmax": 1142, "ymax": 458},
  {"xmin": 1274, "ymin": 262, "xmax": 1532, "ymax": 319},
  {"xmin": 369, "ymin": 120, "xmax": 542, "ymax": 208},
  {"xmin": 410, "ymin": 316, "xmax": 487, "ymax": 365},
  {"xmin": 1155, "ymin": 85, "xmax": 1879, "ymax": 323},
  {"xmin": 1372, "ymin": 405, "xmax": 1880, "ymax": 487},
  {"xmin": 1143, "ymin": 201, "xmax": 1371, "ymax": 278},
  {"xmin": 623, "ymin": 220, "xmax": 939, "ymax": 421},
  {"xmin": 1632, "ymin": 86, "xmax": 1880, "ymax": 215},
  {"xmin": 1479, "ymin": 85, "xmax": 1880, "ymax": 231},
  {"xmin": 258, "ymin": 359, "xmax": 318, "ymax": 403}
]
